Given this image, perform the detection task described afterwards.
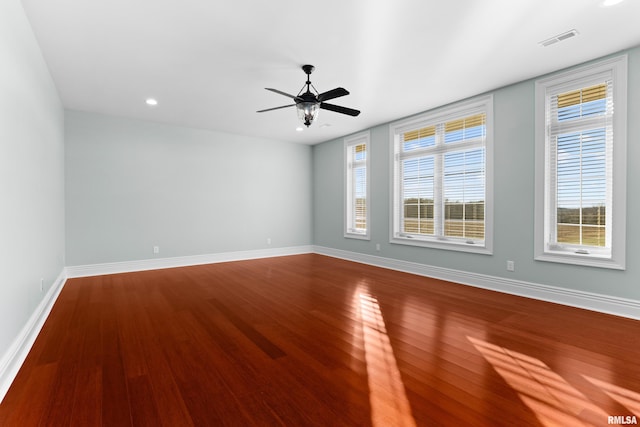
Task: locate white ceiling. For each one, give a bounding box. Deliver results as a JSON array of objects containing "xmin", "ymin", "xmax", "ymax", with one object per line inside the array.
[{"xmin": 21, "ymin": 0, "xmax": 640, "ymax": 145}]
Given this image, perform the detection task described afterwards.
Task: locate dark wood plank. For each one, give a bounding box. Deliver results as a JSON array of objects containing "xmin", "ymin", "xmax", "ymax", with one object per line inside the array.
[
  {"xmin": 1, "ymin": 254, "xmax": 639, "ymax": 426},
  {"xmin": 209, "ymin": 298, "xmax": 287, "ymax": 359}
]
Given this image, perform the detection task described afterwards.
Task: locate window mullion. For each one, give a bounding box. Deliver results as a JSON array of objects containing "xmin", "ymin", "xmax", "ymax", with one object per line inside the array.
[
  {"xmin": 579, "ymin": 133, "xmax": 584, "ymax": 246},
  {"xmin": 433, "ymin": 123, "xmax": 445, "ymax": 238}
]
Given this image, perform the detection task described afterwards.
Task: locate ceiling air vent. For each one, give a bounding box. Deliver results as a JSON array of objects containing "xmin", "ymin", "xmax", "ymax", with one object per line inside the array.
[{"xmin": 539, "ymin": 29, "xmax": 579, "ymax": 47}]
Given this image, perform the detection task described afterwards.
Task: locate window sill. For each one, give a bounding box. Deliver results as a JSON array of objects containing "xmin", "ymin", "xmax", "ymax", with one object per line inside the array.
[
  {"xmin": 390, "ymin": 235, "xmax": 492, "ymax": 255},
  {"xmin": 345, "ymin": 232, "xmax": 370, "ymax": 241},
  {"xmin": 535, "ymin": 250, "xmax": 625, "ymax": 270}
]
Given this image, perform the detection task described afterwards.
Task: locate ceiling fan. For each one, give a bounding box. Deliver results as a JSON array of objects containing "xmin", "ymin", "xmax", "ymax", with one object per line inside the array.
[{"xmin": 257, "ymin": 64, "xmax": 360, "ymax": 127}]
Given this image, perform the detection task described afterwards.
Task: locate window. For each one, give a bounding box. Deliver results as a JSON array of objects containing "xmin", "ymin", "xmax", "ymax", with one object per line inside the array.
[
  {"xmin": 390, "ymin": 96, "xmax": 493, "ymax": 254},
  {"xmin": 345, "ymin": 131, "xmax": 370, "ymax": 239},
  {"xmin": 535, "ymin": 55, "xmax": 627, "ymax": 269}
]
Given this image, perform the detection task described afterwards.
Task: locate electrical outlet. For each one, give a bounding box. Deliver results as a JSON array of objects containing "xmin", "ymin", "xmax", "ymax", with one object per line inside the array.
[
  {"xmin": 40, "ymin": 278, "xmax": 44, "ymax": 292},
  {"xmin": 267, "ymin": 238, "xmax": 272, "ymax": 245},
  {"xmin": 153, "ymin": 246, "xmax": 160, "ymax": 254},
  {"xmin": 507, "ymin": 260, "xmax": 515, "ymax": 272},
  {"xmin": 376, "ymin": 243, "xmax": 381, "ymax": 251}
]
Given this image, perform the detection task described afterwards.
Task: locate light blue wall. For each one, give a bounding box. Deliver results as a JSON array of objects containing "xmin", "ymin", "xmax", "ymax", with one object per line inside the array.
[
  {"xmin": 0, "ymin": 0, "xmax": 65, "ymax": 362},
  {"xmin": 313, "ymin": 46, "xmax": 640, "ymax": 301},
  {"xmin": 65, "ymin": 111, "xmax": 313, "ymax": 266}
]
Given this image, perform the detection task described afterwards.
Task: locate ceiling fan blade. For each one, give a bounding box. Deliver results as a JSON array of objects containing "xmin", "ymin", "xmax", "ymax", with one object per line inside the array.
[
  {"xmin": 320, "ymin": 102, "xmax": 360, "ymax": 117},
  {"xmin": 257, "ymin": 104, "xmax": 295, "ymax": 113},
  {"xmin": 265, "ymin": 88, "xmax": 298, "ymax": 99},
  {"xmin": 317, "ymin": 87, "xmax": 349, "ymax": 102}
]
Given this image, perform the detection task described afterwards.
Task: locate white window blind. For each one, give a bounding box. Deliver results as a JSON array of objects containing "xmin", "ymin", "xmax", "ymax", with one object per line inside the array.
[
  {"xmin": 391, "ymin": 96, "xmax": 493, "ymax": 253},
  {"xmin": 345, "ymin": 131, "xmax": 370, "ymax": 239}
]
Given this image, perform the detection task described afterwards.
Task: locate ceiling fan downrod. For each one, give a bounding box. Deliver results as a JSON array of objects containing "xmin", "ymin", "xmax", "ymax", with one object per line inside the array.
[{"xmin": 301, "ymin": 64, "xmax": 316, "ymax": 95}]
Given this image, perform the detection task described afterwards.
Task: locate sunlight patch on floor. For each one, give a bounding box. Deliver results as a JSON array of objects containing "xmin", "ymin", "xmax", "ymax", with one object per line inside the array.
[
  {"xmin": 583, "ymin": 375, "xmax": 640, "ymax": 416},
  {"xmin": 356, "ymin": 287, "xmax": 417, "ymax": 427},
  {"xmin": 468, "ymin": 336, "xmax": 609, "ymax": 426}
]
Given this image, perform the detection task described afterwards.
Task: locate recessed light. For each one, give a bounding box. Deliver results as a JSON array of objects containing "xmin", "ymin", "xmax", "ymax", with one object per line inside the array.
[
  {"xmin": 145, "ymin": 98, "xmax": 158, "ymax": 106},
  {"xmin": 602, "ymin": 0, "xmax": 624, "ymax": 6},
  {"xmin": 320, "ymin": 123, "xmax": 331, "ymax": 129},
  {"xmin": 295, "ymin": 126, "xmax": 304, "ymax": 132}
]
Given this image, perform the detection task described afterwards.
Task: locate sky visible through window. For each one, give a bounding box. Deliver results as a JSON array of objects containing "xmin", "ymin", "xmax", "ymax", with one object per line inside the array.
[
  {"xmin": 556, "ymin": 95, "xmax": 607, "ymax": 209},
  {"xmin": 554, "ymin": 86, "xmax": 608, "ymax": 247}
]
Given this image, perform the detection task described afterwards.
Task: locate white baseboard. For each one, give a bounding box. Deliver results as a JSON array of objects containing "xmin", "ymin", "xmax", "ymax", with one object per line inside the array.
[
  {"xmin": 313, "ymin": 245, "xmax": 640, "ymax": 321},
  {"xmin": 65, "ymin": 245, "xmax": 314, "ymax": 278},
  {"xmin": 0, "ymin": 269, "xmax": 67, "ymax": 403}
]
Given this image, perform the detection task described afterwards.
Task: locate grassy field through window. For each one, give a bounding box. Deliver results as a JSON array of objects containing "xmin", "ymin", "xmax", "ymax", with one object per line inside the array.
[
  {"xmin": 557, "ymin": 224, "xmax": 605, "ymax": 247},
  {"xmin": 402, "ymin": 219, "xmax": 485, "ymax": 239}
]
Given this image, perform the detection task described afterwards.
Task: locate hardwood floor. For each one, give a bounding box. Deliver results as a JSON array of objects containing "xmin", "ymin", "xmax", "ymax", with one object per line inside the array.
[{"xmin": 1, "ymin": 254, "xmax": 639, "ymax": 426}]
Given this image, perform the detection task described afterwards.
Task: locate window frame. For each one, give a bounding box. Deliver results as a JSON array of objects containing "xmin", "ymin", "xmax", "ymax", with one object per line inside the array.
[
  {"xmin": 344, "ymin": 131, "xmax": 371, "ymax": 240},
  {"xmin": 534, "ymin": 55, "xmax": 627, "ymax": 270},
  {"xmin": 389, "ymin": 95, "xmax": 494, "ymax": 254}
]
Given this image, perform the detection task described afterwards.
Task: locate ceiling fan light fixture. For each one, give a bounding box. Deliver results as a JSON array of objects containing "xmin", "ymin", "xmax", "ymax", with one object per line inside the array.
[
  {"xmin": 297, "ymin": 101, "xmax": 320, "ymax": 127},
  {"xmin": 258, "ymin": 64, "xmax": 360, "ymax": 127}
]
